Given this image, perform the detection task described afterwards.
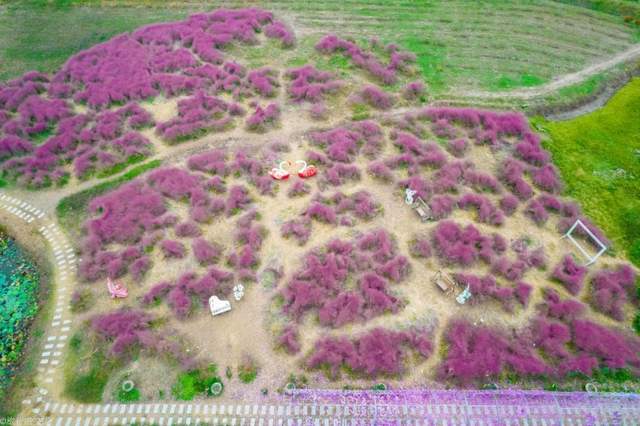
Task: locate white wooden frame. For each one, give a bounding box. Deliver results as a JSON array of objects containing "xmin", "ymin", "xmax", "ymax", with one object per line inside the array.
[{"xmin": 561, "ymin": 219, "xmax": 607, "ymax": 266}]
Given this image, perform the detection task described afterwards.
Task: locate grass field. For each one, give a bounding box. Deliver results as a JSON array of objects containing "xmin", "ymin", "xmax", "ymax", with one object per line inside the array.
[
  {"xmin": 533, "ymin": 77, "xmax": 640, "ymax": 266},
  {"xmin": 1, "ymin": 0, "xmax": 638, "ymax": 94}
]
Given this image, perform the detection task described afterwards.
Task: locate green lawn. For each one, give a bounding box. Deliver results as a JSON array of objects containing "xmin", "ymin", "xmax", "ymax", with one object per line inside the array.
[
  {"xmin": 533, "ymin": 78, "xmax": 640, "ymax": 266},
  {"xmin": 1, "ymin": 0, "xmax": 637, "ymax": 94}
]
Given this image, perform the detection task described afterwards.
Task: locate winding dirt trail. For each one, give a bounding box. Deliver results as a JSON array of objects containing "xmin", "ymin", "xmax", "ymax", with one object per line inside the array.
[{"xmin": 454, "ymin": 44, "xmax": 640, "ymax": 100}]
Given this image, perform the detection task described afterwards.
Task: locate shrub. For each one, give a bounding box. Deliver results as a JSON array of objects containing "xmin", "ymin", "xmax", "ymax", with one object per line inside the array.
[
  {"xmin": 175, "ymin": 221, "xmax": 202, "ymax": 238},
  {"xmin": 315, "ymin": 35, "xmax": 414, "ymax": 84},
  {"xmin": 192, "ymin": 238, "xmax": 221, "ymax": 265},
  {"xmin": 367, "ymin": 161, "xmax": 394, "ymax": 182},
  {"xmin": 551, "ymin": 255, "xmax": 587, "ymax": 295},
  {"xmin": 402, "ymin": 81, "xmax": 425, "ymax": 100},
  {"xmin": 161, "ymin": 240, "xmax": 186, "ymax": 259},
  {"xmin": 306, "ymin": 328, "xmax": 431, "ymax": 379},
  {"xmin": 530, "ymin": 164, "xmax": 562, "ymax": 193},
  {"xmin": 278, "ymin": 326, "xmax": 301, "ymax": 354},
  {"xmin": 590, "ymin": 264, "xmax": 637, "ymax": 321},
  {"xmin": 237, "ymin": 356, "xmax": 259, "ymax": 383},
  {"xmin": 281, "ymin": 229, "xmax": 407, "ymax": 325},
  {"xmin": 431, "ymin": 221, "xmax": 498, "ymax": 266},
  {"xmin": 499, "ymin": 195, "xmax": 519, "ymax": 216},
  {"xmin": 409, "ymin": 236, "xmax": 431, "ymax": 258},
  {"xmin": 281, "ymin": 217, "xmax": 312, "ymax": 245},
  {"xmin": 447, "ymin": 138, "xmax": 468, "ymax": 157},
  {"xmin": 356, "ymin": 85, "xmax": 395, "ymax": 110},
  {"xmin": 288, "ymin": 180, "xmax": 311, "ymax": 197},
  {"xmin": 285, "ymin": 65, "xmax": 341, "ymax": 102},
  {"xmin": 571, "ymin": 320, "xmax": 640, "ymax": 370},
  {"xmin": 246, "ymin": 103, "xmax": 280, "ymax": 132},
  {"xmin": 439, "ymin": 320, "xmax": 547, "ymax": 385},
  {"xmin": 540, "ymin": 288, "xmax": 586, "ymax": 322},
  {"xmin": 70, "ymin": 288, "xmax": 94, "ymax": 313}
]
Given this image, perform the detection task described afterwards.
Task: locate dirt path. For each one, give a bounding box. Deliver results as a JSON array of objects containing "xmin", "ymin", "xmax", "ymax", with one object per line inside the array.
[{"xmin": 454, "ymin": 43, "xmax": 640, "ymax": 100}]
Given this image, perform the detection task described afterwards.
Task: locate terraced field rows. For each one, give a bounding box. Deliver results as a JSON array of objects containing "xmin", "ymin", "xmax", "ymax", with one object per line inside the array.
[{"xmin": 91, "ymin": 0, "xmax": 638, "ymax": 92}]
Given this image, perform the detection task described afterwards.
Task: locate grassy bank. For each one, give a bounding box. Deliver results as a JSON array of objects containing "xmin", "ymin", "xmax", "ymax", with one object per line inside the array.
[
  {"xmin": 532, "ymin": 78, "xmax": 640, "ymax": 266},
  {"xmin": 56, "ymin": 159, "xmax": 161, "ymax": 238}
]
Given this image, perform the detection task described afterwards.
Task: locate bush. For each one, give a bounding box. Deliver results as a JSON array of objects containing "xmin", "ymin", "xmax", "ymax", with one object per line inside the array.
[
  {"xmin": 238, "ymin": 357, "xmax": 259, "ymax": 383},
  {"xmin": 551, "ymin": 255, "xmax": 587, "ymax": 295},
  {"xmin": 172, "ymin": 366, "xmax": 223, "ymax": 400}
]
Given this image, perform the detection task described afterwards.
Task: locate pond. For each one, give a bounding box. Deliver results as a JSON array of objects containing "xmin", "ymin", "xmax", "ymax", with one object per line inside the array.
[{"xmin": 0, "ymin": 229, "xmax": 40, "ymax": 401}]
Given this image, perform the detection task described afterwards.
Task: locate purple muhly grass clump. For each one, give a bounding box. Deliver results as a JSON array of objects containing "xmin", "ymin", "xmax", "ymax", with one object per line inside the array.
[
  {"xmin": 431, "ymin": 220, "xmax": 493, "ymax": 266},
  {"xmin": 531, "ymin": 317, "xmax": 571, "ymax": 359},
  {"xmin": 307, "ymin": 327, "xmax": 430, "ymax": 379},
  {"xmin": 286, "ymin": 65, "xmax": 342, "ymax": 102},
  {"xmin": 305, "ymin": 201, "xmax": 337, "ymax": 224},
  {"xmin": 428, "ymin": 195, "xmax": 456, "ymax": 220},
  {"xmin": 367, "ymin": 161, "xmax": 394, "ymax": 182},
  {"xmin": 246, "ymin": 103, "xmax": 280, "ymax": 131},
  {"xmin": 409, "ymin": 236, "xmax": 432, "ymax": 258},
  {"xmin": 520, "ymin": 247, "xmax": 546, "ymax": 269},
  {"xmin": 161, "ymin": 239, "xmax": 186, "ymax": 259},
  {"xmin": 287, "ymin": 180, "xmax": 311, "ymax": 197},
  {"xmin": 351, "ymin": 190, "xmax": 380, "ymax": 220},
  {"xmin": 530, "ymin": 164, "xmax": 562, "ymax": 193},
  {"xmin": 192, "ymin": 238, "xmax": 221, "ymax": 265},
  {"xmin": 130, "ymin": 256, "xmax": 151, "ymax": 281},
  {"xmin": 515, "ymin": 281, "xmax": 532, "ymax": 306},
  {"xmin": 375, "ymin": 255, "xmax": 410, "ymax": 283},
  {"xmin": 324, "ymin": 163, "xmax": 361, "ymax": 186},
  {"xmin": 500, "ymin": 158, "xmax": 533, "ymax": 200},
  {"xmin": 281, "ymin": 217, "xmax": 312, "ymax": 245},
  {"xmin": 499, "ymin": 194, "xmax": 519, "ymax": 216},
  {"xmin": 491, "ymin": 257, "xmax": 528, "ymax": 282},
  {"xmin": 552, "ymin": 255, "xmax": 587, "ymax": 295},
  {"xmin": 431, "ymin": 118, "xmax": 457, "ymax": 139},
  {"xmin": 439, "ymin": 320, "xmax": 508, "ymax": 384},
  {"xmin": 447, "ymin": 138, "xmax": 468, "ymax": 158},
  {"xmin": 278, "ymin": 325, "xmax": 301, "ymax": 354},
  {"xmin": 357, "ymin": 229, "xmax": 395, "ymax": 262},
  {"xmin": 91, "ymin": 309, "xmax": 154, "ymax": 358},
  {"xmin": 175, "ymin": 221, "xmax": 202, "ymax": 238},
  {"xmin": 205, "ymin": 176, "xmax": 227, "ymax": 193},
  {"xmin": 402, "ymin": 81, "xmax": 425, "ymax": 100},
  {"xmin": 590, "ymin": 264, "xmax": 637, "ymax": 321},
  {"xmin": 247, "ymin": 68, "xmax": 279, "ymax": 97},
  {"xmin": 226, "ymin": 185, "xmax": 251, "ymax": 215},
  {"xmin": 142, "ymin": 281, "xmax": 172, "ymax": 305},
  {"xmin": 264, "ymin": 20, "xmax": 295, "ymax": 47},
  {"xmin": 306, "ymin": 334, "xmax": 357, "ymax": 379},
  {"xmin": 558, "ymin": 355, "xmax": 599, "ymax": 377},
  {"xmin": 357, "ymin": 85, "xmax": 395, "ymax": 110},
  {"xmin": 318, "ymin": 291, "xmax": 364, "ymax": 327},
  {"xmin": 309, "ymin": 103, "xmax": 328, "ymax": 120},
  {"xmin": 462, "ymin": 169, "xmax": 501, "ymax": 193},
  {"xmin": 525, "ymin": 199, "xmax": 549, "ymax": 225},
  {"xmin": 457, "ymin": 193, "xmax": 504, "ymax": 226},
  {"xmin": 187, "ymin": 149, "xmax": 228, "ymax": 176},
  {"xmin": 571, "ymin": 319, "xmax": 640, "ymax": 369},
  {"xmin": 541, "ymin": 288, "xmax": 586, "ymax": 322},
  {"xmin": 515, "ymin": 133, "xmax": 550, "ymax": 166},
  {"xmin": 315, "ymin": 35, "xmax": 410, "ymax": 85}
]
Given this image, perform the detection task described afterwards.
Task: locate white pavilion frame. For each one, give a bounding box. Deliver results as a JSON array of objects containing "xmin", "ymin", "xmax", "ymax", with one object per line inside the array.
[{"xmin": 561, "ymin": 219, "xmax": 607, "ymax": 266}]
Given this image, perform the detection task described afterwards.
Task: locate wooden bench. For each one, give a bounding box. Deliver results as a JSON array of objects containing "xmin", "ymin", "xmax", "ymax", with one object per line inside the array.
[
  {"xmin": 412, "ymin": 196, "xmax": 433, "ymax": 222},
  {"xmin": 433, "ymin": 270, "xmax": 457, "ymax": 296}
]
